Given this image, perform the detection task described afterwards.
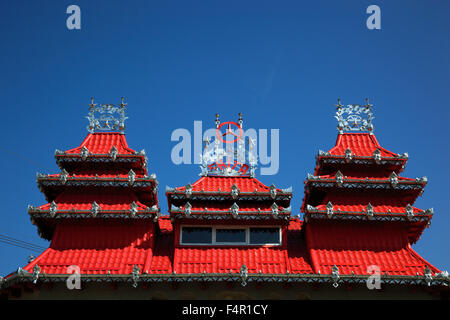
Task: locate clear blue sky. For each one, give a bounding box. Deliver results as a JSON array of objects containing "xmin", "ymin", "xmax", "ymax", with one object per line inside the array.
[{"xmin": 1, "ymin": 0, "xmax": 449, "ymax": 276}]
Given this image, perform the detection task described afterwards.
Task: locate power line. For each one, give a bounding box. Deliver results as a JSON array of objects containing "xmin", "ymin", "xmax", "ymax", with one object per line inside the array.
[
  {"xmin": 0, "ymin": 239, "xmax": 43, "ymax": 253},
  {"xmin": 0, "ymin": 234, "xmax": 47, "ymax": 251}
]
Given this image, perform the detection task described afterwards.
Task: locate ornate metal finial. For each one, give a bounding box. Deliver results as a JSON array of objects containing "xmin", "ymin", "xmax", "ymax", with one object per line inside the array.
[
  {"xmin": 184, "ymin": 202, "xmax": 192, "ymax": 216},
  {"xmin": 131, "ymin": 264, "xmax": 140, "ymax": 288},
  {"xmin": 128, "ymin": 169, "xmax": 136, "ymax": 185},
  {"xmin": 326, "ymin": 201, "xmax": 334, "ymax": 218},
  {"xmin": 270, "ymin": 184, "xmax": 277, "ymax": 199},
  {"xmin": 91, "ymin": 201, "xmax": 100, "ymax": 217},
  {"xmin": 240, "ymin": 264, "xmax": 248, "ymax": 287},
  {"xmin": 331, "ymin": 265, "xmax": 340, "ymax": 288},
  {"xmin": 424, "ymin": 266, "xmax": 433, "ymax": 286},
  {"xmin": 130, "ymin": 201, "xmax": 138, "ymax": 217},
  {"xmin": 200, "ymin": 115, "xmax": 258, "ymax": 177},
  {"xmin": 271, "ymin": 202, "xmax": 279, "ymax": 216},
  {"xmin": 86, "ymin": 97, "xmax": 128, "ymax": 133},
  {"xmin": 231, "ymin": 184, "xmax": 240, "ymax": 199},
  {"xmin": 49, "ymin": 201, "xmax": 58, "ymax": 217},
  {"xmin": 237, "ymin": 112, "xmax": 243, "ymax": 128},
  {"xmin": 366, "ymin": 203, "xmax": 374, "ymax": 219},
  {"xmin": 215, "ymin": 114, "xmax": 220, "ymax": 128},
  {"xmin": 335, "ymin": 99, "xmax": 375, "ymax": 134},
  {"xmin": 32, "ymin": 264, "xmax": 41, "ymax": 284},
  {"xmin": 230, "ymin": 202, "xmax": 239, "ymax": 218}
]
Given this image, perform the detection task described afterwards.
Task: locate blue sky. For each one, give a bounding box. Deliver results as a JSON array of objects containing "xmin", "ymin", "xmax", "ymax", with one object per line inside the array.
[{"xmin": 0, "ymin": 0, "xmax": 449, "ymax": 275}]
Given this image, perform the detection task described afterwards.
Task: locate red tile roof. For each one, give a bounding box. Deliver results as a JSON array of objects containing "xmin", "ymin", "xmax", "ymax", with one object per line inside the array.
[
  {"xmin": 327, "ymin": 133, "xmax": 398, "ymax": 157},
  {"xmin": 38, "ymin": 191, "xmax": 148, "ymax": 211},
  {"xmin": 306, "ymin": 221, "xmax": 440, "ymax": 275},
  {"xmin": 64, "ymin": 133, "xmax": 137, "ymax": 155},
  {"xmin": 23, "ymin": 222, "xmax": 155, "ymax": 275},
  {"xmin": 174, "ymin": 176, "xmax": 279, "ymax": 193}
]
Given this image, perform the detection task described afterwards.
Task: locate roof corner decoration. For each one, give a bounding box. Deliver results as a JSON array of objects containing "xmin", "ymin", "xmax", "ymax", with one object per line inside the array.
[
  {"xmin": 406, "ymin": 204, "xmax": 414, "ymax": 220},
  {"xmin": 131, "ymin": 264, "xmax": 140, "ymax": 288},
  {"xmin": 80, "ymin": 146, "xmax": 89, "ymax": 161},
  {"xmin": 184, "ymin": 202, "xmax": 192, "ymax": 217},
  {"xmin": 390, "ymin": 171, "xmax": 399, "ymax": 188},
  {"xmin": 366, "ymin": 203, "xmax": 374, "ymax": 220},
  {"xmin": 230, "ymin": 202, "xmax": 239, "ymax": 218},
  {"xmin": 185, "ymin": 184, "xmax": 193, "ymax": 198},
  {"xmin": 110, "ymin": 146, "xmax": 118, "ymax": 161},
  {"xmin": 326, "ymin": 201, "xmax": 334, "ymax": 218},
  {"xmin": 199, "ymin": 113, "xmax": 258, "ymax": 177},
  {"xmin": 60, "ymin": 169, "xmax": 69, "ymax": 184},
  {"xmin": 335, "ymin": 98, "xmax": 375, "ymax": 134},
  {"xmin": 271, "ymin": 202, "xmax": 279, "ymax": 216},
  {"xmin": 49, "ymin": 201, "xmax": 58, "ymax": 218},
  {"xmin": 231, "ymin": 184, "xmax": 240, "ymax": 199},
  {"xmin": 91, "ymin": 201, "xmax": 101, "ymax": 217},
  {"xmin": 335, "ymin": 170, "xmax": 344, "ymax": 187},
  {"xmin": 331, "ymin": 265, "xmax": 340, "ymax": 288},
  {"xmin": 240, "ymin": 264, "xmax": 248, "ymax": 287},
  {"xmin": 270, "ymin": 184, "xmax": 277, "ymax": 199},
  {"xmin": 128, "ymin": 169, "xmax": 136, "ymax": 186},
  {"xmin": 130, "ymin": 201, "xmax": 138, "ymax": 217},
  {"xmin": 344, "ymin": 148, "xmax": 352, "ymax": 163},
  {"xmin": 373, "ymin": 148, "xmax": 382, "ymax": 163},
  {"xmin": 86, "ymin": 97, "xmax": 128, "ymax": 134}
]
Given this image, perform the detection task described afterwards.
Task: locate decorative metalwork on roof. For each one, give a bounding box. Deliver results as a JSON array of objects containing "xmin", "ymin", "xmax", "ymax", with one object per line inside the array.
[
  {"xmin": 86, "ymin": 97, "xmax": 128, "ymax": 133},
  {"xmin": 200, "ymin": 113, "xmax": 258, "ymax": 177},
  {"xmin": 335, "ymin": 98, "xmax": 375, "ymax": 134}
]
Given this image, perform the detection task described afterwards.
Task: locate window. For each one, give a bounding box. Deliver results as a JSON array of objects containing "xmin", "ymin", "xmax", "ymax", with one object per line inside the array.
[
  {"xmin": 249, "ymin": 228, "xmax": 281, "ymax": 245},
  {"xmin": 181, "ymin": 227, "xmax": 212, "ymax": 244},
  {"xmin": 180, "ymin": 226, "xmax": 281, "ymax": 245},
  {"xmin": 216, "ymin": 228, "xmax": 246, "ymax": 243}
]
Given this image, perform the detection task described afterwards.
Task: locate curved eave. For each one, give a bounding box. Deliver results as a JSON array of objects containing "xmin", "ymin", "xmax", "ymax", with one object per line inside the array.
[
  {"xmin": 2, "ymin": 272, "xmax": 449, "ymax": 290},
  {"xmin": 304, "ymin": 177, "xmax": 426, "ymax": 191},
  {"xmin": 54, "ymin": 153, "xmax": 147, "ymax": 169},
  {"xmin": 166, "ymin": 191, "xmax": 292, "ymax": 202}
]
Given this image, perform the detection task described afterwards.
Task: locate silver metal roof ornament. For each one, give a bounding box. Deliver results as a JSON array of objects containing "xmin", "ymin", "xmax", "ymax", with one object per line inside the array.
[
  {"xmin": 270, "ymin": 184, "xmax": 277, "ymax": 199},
  {"xmin": 199, "ymin": 113, "xmax": 258, "ymax": 177},
  {"xmin": 406, "ymin": 204, "xmax": 414, "ymax": 219},
  {"xmin": 373, "ymin": 148, "xmax": 381, "ymax": 163},
  {"xmin": 240, "ymin": 264, "xmax": 248, "ymax": 287},
  {"xmin": 32, "ymin": 264, "xmax": 41, "ymax": 284},
  {"xmin": 336, "ymin": 170, "xmax": 344, "ymax": 187},
  {"xmin": 128, "ymin": 169, "xmax": 136, "ymax": 186},
  {"xmin": 326, "ymin": 201, "xmax": 334, "ymax": 218},
  {"xmin": 110, "ymin": 146, "xmax": 118, "ymax": 161},
  {"xmin": 424, "ymin": 266, "xmax": 432, "ymax": 286},
  {"xmin": 366, "ymin": 203, "xmax": 374, "ymax": 219},
  {"xmin": 86, "ymin": 97, "xmax": 128, "ymax": 134},
  {"xmin": 331, "ymin": 265, "xmax": 340, "ymax": 288},
  {"xmin": 60, "ymin": 169, "xmax": 69, "ymax": 184},
  {"xmin": 185, "ymin": 184, "xmax": 193, "ymax": 198},
  {"xmin": 335, "ymin": 98, "xmax": 375, "ymax": 134},
  {"xmin": 131, "ymin": 264, "xmax": 140, "ymax": 288},
  {"xmin": 231, "ymin": 184, "xmax": 240, "ymax": 199},
  {"xmin": 91, "ymin": 201, "xmax": 101, "ymax": 217},
  {"xmin": 130, "ymin": 201, "xmax": 138, "ymax": 217},
  {"xmin": 345, "ymin": 148, "xmax": 352, "ymax": 163},
  {"xmin": 271, "ymin": 202, "xmax": 279, "ymax": 216},
  {"xmin": 49, "ymin": 201, "xmax": 58, "ymax": 217},
  {"xmin": 231, "ymin": 202, "xmax": 239, "ymax": 218},
  {"xmin": 184, "ymin": 202, "xmax": 192, "ymax": 217},
  {"xmin": 80, "ymin": 146, "xmax": 89, "ymax": 161},
  {"xmin": 389, "ymin": 172, "xmax": 399, "ymax": 188}
]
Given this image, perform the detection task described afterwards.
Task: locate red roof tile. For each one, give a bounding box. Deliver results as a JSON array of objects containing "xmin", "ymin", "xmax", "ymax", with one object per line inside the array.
[
  {"xmin": 287, "ymin": 218, "xmax": 314, "ymax": 274},
  {"xmin": 38, "ymin": 191, "xmax": 148, "ymax": 211},
  {"xmin": 174, "ymin": 176, "xmax": 278, "ymax": 193},
  {"xmin": 306, "ymin": 221, "xmax": 440, "ymax": 275},
  {"xmin": 23, "ymin": 222, "xmax": 155, "ymax": 275},
  {"xmin": 64, "ymin": 133, "xmax": 137, "ymax": 155},
  {"xmin": 328, "ymin": 133, "xmax": 398, "ymax": 157}
]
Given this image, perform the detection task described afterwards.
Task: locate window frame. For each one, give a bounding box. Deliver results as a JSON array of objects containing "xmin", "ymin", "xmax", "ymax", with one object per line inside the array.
[{"xmin": 180, "ymin": 225, "xmax": 282, "ymax": 246}]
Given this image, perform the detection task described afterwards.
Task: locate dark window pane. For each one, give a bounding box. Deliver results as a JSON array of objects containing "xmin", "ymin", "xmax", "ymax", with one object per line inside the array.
[
  {"xmin": 216, "ymin": 229, "xmax": 246, "ymax": 243},
  {"xmin": 249, "ymin": 228, "xmax": 280, "ymax": 244},
  {"xmin": 181, "ymin": 227, "xmax": 212, "ymax": 244}
]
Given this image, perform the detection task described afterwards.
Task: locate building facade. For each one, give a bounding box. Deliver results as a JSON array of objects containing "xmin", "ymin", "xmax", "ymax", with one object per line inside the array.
[{"xmin": 1, "ymin": 99, "xmax": 448, "ymax": 300}]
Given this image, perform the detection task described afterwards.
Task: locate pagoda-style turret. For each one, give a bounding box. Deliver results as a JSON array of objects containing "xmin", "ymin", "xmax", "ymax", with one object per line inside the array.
[
  {"xmin": 22, "ymin": 98, "xmax": 159, "ymax": 276},
  {"xmin": 301, "ymin": 99, "xmax": 439, "ymax": 276},
  {"xmin": 166, "ymin": 114, "xmax": 298, "ymax": 274}
]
